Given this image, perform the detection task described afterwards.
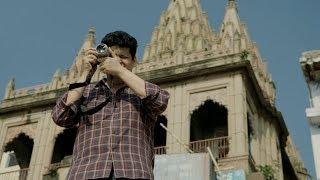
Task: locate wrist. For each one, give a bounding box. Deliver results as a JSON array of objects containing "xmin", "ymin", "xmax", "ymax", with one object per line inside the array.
[{"xmin": 116, "ymin": 67, "xmax": 127, "ymax": 78}]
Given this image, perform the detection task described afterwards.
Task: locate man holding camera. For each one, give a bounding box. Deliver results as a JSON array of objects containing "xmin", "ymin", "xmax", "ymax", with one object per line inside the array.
[{"xmin": 52, "ymin": 31, "xmax": 169, "ymax": 180}]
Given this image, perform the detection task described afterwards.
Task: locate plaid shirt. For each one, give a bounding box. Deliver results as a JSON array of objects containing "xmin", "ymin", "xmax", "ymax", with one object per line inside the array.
[{"xmin": 52, "ymin": 80, "xmax": 169, "ymax": 180}]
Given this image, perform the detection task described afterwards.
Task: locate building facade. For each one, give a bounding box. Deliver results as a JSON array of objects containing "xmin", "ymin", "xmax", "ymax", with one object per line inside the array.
[
  {"xmin": 300, "ymin": 50, "xmax": 320, "ymax": 180},
  {"xmin": 0, "ymin": 0, "xmax": 307, "ymax": 179}
]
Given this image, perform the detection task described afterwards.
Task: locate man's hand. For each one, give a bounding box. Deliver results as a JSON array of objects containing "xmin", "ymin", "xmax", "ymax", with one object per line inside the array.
[
  {"xmin": 83, "ymin": 48, "xmax": 99, "ymax": 75},
  {"xmin": 97, "ymin": 46, "xmax": 147, "ymax": 98},
  {"xmin": 65, "ymin": 48, "xmax": 98, "ymax": 106},
  {"xmin": 98, "ymin": 47, "xmax": 125, "ymax": 76}
]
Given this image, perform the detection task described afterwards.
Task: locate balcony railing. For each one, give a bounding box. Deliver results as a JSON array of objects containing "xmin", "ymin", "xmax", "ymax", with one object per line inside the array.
[
  {"xmin": 189, "ymin": 136, "xmax": 229, "ymax": 159},
  {"xmin": 0, "ymin": 168, "xmax": 28, "ymax": 180},
  {"xmin": 47, "ymin": 161, "xmax": 71, "ymax": 173},
  {"xmin": 46, "ymin": 137, "xmax": 229, "ymax": 174},
  {"xmin": 154, "ymin": 146, "xmax": 167, "ymax": 155}
]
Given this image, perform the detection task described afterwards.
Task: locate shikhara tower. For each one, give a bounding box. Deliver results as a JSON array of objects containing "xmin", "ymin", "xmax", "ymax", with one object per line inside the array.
[{"xmin": 0, "ymin": 0, "xmax": 308, "ymax": 179}]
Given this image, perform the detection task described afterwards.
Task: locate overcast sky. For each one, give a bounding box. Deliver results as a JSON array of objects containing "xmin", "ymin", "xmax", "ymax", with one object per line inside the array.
[{"xmin": 0, "ymin": 0, "xmax": 319, "ymax": 177}]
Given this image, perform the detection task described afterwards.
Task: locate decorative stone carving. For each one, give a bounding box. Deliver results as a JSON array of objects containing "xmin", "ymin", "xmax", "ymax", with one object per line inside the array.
[
  {"xmin": 234, "ymin": 31, "xmax": 240, "ymax": 53},
  {"xmin": 189, "ymin": 87, "xmax": 228, "ymax": 112},
  {"xmin": 164, "ymin": 31, "xmax": 172, "ymax": 50},
  {"xmin": 4, "ymin": 123, "xmax": 38, "ymax": 145},
  {"xmin": 141, "ymin": 0, "xmax": 215, "ymax": 63}
]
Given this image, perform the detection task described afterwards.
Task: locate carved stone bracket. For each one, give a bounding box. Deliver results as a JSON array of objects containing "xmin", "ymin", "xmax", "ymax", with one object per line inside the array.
[{"xmin": 189, "ymin": 87, "xmax": 228, "ymax": 113}]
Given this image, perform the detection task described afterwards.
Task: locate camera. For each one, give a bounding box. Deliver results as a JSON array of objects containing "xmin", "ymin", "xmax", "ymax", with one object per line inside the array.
[{"xmin": 96, "ymin": 43, "xmax": 111, "ymax": 63}]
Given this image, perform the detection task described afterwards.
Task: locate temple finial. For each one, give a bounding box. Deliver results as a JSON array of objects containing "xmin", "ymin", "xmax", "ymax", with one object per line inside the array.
[
  {"xmin": 4, "ymin": 78, "xmax": 15, "ymax": 99},
  {"xmin": 227, "ymin": 0, "xmax": 237, "ymax": 8}
]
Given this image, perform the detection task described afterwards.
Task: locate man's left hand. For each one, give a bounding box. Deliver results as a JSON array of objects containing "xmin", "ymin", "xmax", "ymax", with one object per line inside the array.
[{"xmin": 98, "ymin": 47, "xmax": 125, "ymax": 76}]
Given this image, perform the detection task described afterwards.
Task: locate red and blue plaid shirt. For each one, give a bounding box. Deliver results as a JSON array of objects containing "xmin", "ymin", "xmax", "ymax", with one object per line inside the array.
[{"xmin": 52, "ymin": 80, "xmax": 169, "ymax": 180}]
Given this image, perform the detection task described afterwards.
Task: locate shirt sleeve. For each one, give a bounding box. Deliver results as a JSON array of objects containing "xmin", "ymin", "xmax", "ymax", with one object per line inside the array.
[
  {"xmin": 51, "ymin": 92, "xmax": 82, "ymax": 128},
  {"xmin": 142, "ymin": 81, "xmax": 170, "ymax": 119}
]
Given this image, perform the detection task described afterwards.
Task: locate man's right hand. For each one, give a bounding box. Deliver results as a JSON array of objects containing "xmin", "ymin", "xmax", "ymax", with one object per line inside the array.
[
  {"xmin": 83, "ymin": 48, "xmax": 99, "ymax": 75},
  {"xmin": 65, "ymin": 48, "xmax": 99, "ymax": 106}
]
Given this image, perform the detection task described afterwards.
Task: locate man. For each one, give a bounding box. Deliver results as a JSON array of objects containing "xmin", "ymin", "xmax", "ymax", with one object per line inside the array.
[{"xmin": 52, "ymin": 31, "xmax": 169, "ymax": 180}]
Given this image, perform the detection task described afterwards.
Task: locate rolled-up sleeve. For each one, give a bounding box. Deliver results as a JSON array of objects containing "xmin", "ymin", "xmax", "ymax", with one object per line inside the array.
[
  {"xmin": 52, "ymin": 93, "xmax": 82, "ymax": 128},
  {"xmin": 142, "ymin": 81, "xmax": 170, "ymax": 119}
]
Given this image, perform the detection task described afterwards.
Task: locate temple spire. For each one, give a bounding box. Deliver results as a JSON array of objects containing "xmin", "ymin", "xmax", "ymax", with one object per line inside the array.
[
  {"xmin": 4, "ymin": 78, "xmax": 15, "ymax": 99},
  {"xmin": 53, "ymin": 68, "xmax": 61, "ymax": 78},
  {"xmin": 142, "ymin": 0, "xmax": 215, "ymax": 62},
  {"xmin": 218, "ymin": 0, "xmax": 251, "ymax": 53},
  {"xmin": 51, "ymin": 69, "xmax": 61, "ymax": 90},
  {"xmin": 80, "ymin": 27, "xmax": 96, "ymax": 51}
]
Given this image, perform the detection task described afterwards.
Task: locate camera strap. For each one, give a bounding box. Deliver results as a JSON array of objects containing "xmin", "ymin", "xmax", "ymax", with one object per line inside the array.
[
  {"xmin": 68, "ymin": 82, "xmax": 89, "ymax": 90},
  {"xmin": 68, "ymin": 69, "xmax": 96, "ymax": 90}
]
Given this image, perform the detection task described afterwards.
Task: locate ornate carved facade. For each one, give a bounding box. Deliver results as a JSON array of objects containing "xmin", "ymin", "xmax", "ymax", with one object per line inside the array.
[{"xmin": 0, "ymin": 0, "xmax": 307, "ymax": 179}]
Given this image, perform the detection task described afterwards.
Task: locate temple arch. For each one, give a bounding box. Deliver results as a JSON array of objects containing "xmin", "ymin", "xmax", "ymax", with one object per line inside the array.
[
  {"xmin": 190, "ymin": 99, "xmax": 228, "ymax": 141},
  {"xmin": 189, "ymin": 99, "xmax": 229, "ymax": 158},
  {"xmin": 51, "ymin": 128, "xmax": 77, "ymax": 164},
  {"xmin": 4, "ymin": 133, "xmax": 34, "ymax": 169},
  {"xmin": 154, "ymin": 115, "xmax": 168, "ymax": 154}
]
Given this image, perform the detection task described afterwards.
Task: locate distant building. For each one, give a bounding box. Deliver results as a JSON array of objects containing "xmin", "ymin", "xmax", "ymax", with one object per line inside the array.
[
  {"xmin": 300, "ymin": 50, "xmax": 320, "ymax": 180},
  {"xmin": 0, "ymin": 0, "xmax": 307, "ymax": 179}
]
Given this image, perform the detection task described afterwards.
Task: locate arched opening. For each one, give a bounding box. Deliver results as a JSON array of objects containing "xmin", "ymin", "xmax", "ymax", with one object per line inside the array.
[
  {"xmin": 3, "ymin": 133, "xmax": 34, "ymax": 179},
  {"xmin": 4, "ymin": 133, "xmax": 34, "ymax": 169},
  {"xmin": 189, "ymin": 99, "xmax": 229, "ymax": 158},
  {"xmin": 51, "ymin": 128, "xmax": 77, "ymax": 165},
  {"xmin": 154, "ymin": 115, "xmax": 168, "ymax": 154},
  {"xmin": 190, "ymin": 99, "xmax": 228, "ymax": 141}
]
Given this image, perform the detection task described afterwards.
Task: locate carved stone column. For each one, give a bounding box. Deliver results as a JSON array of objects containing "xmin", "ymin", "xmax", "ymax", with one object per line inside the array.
[{"xmin": 227, "ymin": 73, "xmax": 249, "ymax": 170}]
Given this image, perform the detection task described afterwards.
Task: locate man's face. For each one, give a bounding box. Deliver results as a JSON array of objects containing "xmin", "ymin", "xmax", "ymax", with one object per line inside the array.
[{"xmin": 110, "ymin": 45, "xmax": 135, "ymax": 71}]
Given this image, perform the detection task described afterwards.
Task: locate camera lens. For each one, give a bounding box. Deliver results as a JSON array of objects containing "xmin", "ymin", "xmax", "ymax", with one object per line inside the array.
[
  {"xmin": 96, "ymin": 44, "xmax": 106, "ymax": 53},
  {"xmin": 95, "ymin": 44, "xmax": 110, "ymax": 59}
]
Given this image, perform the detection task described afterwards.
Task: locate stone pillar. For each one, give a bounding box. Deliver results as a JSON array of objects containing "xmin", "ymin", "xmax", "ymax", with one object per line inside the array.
[
  {"xmin": 180, "ymin": 83, "xmax": 189, "ymax": 154},
  {"xmin": 167, "ymin": 84, "xmax": 187, "ymax": 154},
  {"xmin": 39, "ymin": 110, "xmax": 58, "ymax": 178},
  {"xmin": 310, "ymin": 125, "xmax": 320, "ymax": 179},
  {"xmin": 26, "ymin": 117, "xmax": 43, "ymax": 180},
  {"xmin": 228, "ymin": 73, "xmax": 248, "ymax": 164},
  {"xmin": 265, "ymin": 119, "xmax": 271, "ymax": 164},
  {"xmin": 0, "ymin": 117, "xmax": 4, "ymax": 164},
  {"xmin": 27, "ymin": 110, "xmax": 55, "ymax": 180},
  {"xmin": 251, "ymin": 113, "xmax": 260, "ymax": 164},
  {"xmin": 260, "ymin": 117, "xmax": 266, "ymax": 164},
  {"xmin": 166, "ymin": 86, "xmax": 175, "ymax": 154}
]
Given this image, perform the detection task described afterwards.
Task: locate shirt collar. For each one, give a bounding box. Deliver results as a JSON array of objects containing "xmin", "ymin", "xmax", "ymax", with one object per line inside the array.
[{"xmin": 94, "ymin": 77, "xmax": 127, "ymax": 94}]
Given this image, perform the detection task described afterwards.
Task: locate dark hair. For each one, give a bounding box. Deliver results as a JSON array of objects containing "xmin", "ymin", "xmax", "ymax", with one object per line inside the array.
[{"xmin": 101, "ymin": 31, "xmax": 138, "ymax": 59}]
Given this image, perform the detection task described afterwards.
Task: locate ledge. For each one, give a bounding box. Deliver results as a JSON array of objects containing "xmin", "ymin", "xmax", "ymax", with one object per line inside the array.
[
  {"xmin": 0, "ymin": 88, "xmax": 66, "ymax": 114},
  {"xmin": 306, "ymin": 107, "xmax": 320, "ymax": 126}
]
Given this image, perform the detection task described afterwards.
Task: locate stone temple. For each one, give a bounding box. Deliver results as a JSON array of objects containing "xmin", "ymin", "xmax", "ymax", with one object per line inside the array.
[{"xmin": 0, "ymin": 0, "xmax": 308, "ymax": 179}]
